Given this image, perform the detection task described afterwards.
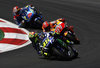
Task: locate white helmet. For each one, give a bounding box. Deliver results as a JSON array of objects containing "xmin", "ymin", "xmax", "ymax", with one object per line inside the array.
[{"xmin": 13, "ymin": 6, "xmax": 19, "ymax": 13}]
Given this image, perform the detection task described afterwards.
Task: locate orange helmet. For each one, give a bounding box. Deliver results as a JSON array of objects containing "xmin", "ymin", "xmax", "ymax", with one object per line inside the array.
[{"xmin": 42, "ymin": 21, "xmax": 50, "ymax": 32}]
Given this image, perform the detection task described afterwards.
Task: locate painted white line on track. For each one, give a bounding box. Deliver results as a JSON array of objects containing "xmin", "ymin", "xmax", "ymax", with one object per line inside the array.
[
  {"xmin": 0, "ymin": 18, "xmax": 18, "ymax": 27},
  {"xmin": 4, "ymin": 33, "xmax": 29, "ymax": 40},
  {"xmin": 0, "ymin": 23, "xmax": 18, "ymax": 28}
]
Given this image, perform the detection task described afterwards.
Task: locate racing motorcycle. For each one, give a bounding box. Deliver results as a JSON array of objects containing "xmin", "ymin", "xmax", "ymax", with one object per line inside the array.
[
  {"xmin": 21, "ymin": 6, "xmax": 43, "ymax": 28},
  {"xmin": 50, "ymin": 20, "xmax": 80, "ymax": 45},
  {"xmin": 29, "ymin": 32, "xmax": 78, "ymax": 59}
]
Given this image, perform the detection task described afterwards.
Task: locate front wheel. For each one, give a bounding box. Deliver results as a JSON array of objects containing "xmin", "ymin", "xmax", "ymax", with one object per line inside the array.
[
  {"xmin": 66, "ymin": 31, "xmax": 80, "ymax": 44},
  {"xmin": 67, "ymin": 46, "xmax": 78, "ymax": 58},
  {"xmin": 52, "ymin": 40, "xmax": 78, "ymax": 59},
  {"xmin": 19, "ymin": 22, "xmax": 30, "ymax": 28}
]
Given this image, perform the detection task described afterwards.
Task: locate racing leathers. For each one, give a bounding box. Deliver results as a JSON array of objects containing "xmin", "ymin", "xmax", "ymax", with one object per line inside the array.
[
  {"xmin": 13, "ymin": 5, "xmax": 42, "ymax": 27},
  {"xmin": 29, "ymin": 32, "xmax": 50, "ymax": 56}
]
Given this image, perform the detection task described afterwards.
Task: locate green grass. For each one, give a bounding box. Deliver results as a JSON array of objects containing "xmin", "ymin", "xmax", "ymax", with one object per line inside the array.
[{"xmin": 0, "ymin": 29, "xmax": 4, "ymax": 40}]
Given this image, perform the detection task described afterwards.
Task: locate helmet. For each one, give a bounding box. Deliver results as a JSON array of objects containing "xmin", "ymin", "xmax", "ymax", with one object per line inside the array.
[
  {"xmin": 29, "ymin": 32, "xmax": 35, "ymax": 38},
  {"xmin": 57, "ymin": 18, "xmax": 65, "ymax": 22},
  {"xmin": 13, "ymin": 6, "xmax": 20, "ymax": 13},
  {"xmin": 42, "ymin": 21, "xmax": 50, "ymax": 32}
]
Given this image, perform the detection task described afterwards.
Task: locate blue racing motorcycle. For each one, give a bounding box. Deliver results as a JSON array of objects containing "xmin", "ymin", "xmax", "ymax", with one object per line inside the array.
[{"xmin": 21, "ymin": 6, "xmax": 43, "ymax": 28}]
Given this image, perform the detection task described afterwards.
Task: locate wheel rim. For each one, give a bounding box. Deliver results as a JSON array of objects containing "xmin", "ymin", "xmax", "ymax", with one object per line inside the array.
[{"xmin": 67, "ymin": 46, "xmax": 74, "ymax": 57}]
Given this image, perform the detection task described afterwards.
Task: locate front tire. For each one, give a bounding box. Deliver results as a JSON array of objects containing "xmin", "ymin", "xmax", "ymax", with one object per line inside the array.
[
  {"xmin": 67, "ymin": 46, "xmax": 78, "ymax": 58},
  {"xmin": 52, "ymin": 40, "xmax": 78, "ymax": 59}
]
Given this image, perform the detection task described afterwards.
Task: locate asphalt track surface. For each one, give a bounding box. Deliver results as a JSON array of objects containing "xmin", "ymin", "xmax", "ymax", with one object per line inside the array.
[{"xmin": 0, "ymin": 0, "xmax": 100, "ymax": 68}]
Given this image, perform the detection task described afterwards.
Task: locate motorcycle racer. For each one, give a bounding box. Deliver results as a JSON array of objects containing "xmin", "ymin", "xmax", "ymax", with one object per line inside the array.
[
  {"xmin": 29, "ymin": 31, "xmax": 74, "ymax": 57},
  {"xmin": 29, "ymin": 32, "xmax": 50, "ymax": 56},
  {"xmin": 29, "ymin": 31, "xmax": 78, "ymax": 58},
  {"xmin": 13, "ymin": 5, "xmax": 42, "ymax": 27},
  {"xmin": 42, "ymin": 18, "xmax": 73, "ymax": 42},
  {"xmin": 42, "ymin": 18, "xmax": 67, "ymax": 33}
]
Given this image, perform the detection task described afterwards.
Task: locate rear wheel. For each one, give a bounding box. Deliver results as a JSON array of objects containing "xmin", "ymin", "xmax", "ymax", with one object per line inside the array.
[{"xmin": 19, "ymin": 22, "xmax": 30, "ymax": 28}]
